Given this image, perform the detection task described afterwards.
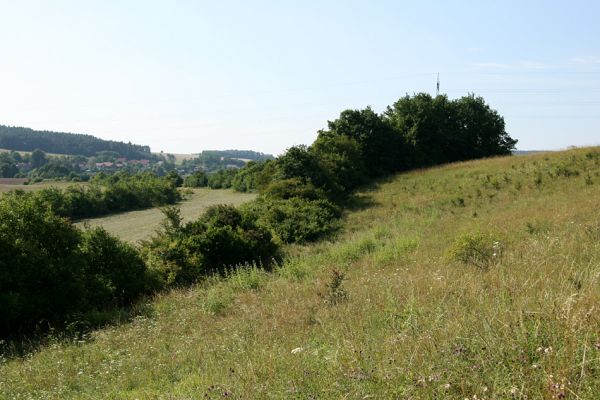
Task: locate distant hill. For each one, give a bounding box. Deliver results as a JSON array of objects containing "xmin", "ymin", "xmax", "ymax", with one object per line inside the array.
[{"xmin": 0, "ymin": 125, "xmax": 153, "ymax": 159}]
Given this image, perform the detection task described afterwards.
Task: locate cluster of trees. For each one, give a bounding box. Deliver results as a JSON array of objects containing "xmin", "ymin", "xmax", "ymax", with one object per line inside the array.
[
  {"xmin": 9, "ymin": 172, "xmax": 181, "ymax": 220},
  {"xmin": 220, "ymin": 93, "xmax": 517, "ymax": 243},
  {"xmin": 201, "ymin": 150, "xmax": 273, "ymax": 161},
  {"xmin": 0, "ymin": 147, "xmax": 179, "ymax": 182},
  {"xmin": 180, "ymin": 150, "xmax": 274, "ymax": 175},
  {"xmin": 0, "ymin": 125, "xmax": 154, "ymax": 159}
]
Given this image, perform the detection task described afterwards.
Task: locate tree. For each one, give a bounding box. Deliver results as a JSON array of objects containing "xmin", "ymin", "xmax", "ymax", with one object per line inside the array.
[
  {"xmin": 31, "ymin": 149, "xmax": 47, "ymax": 169},
  {"xmin": 318, "ymin": 107, "xmax": 406, "ymax": 176},
  {"xmin": 311, "ymin": 134, "xmax": 367, "ymax": 192},
  {"xmin": 452, "ymin": 94, "xmax": 517, "ymax": 157},
  {"xmin": 275, "ymin": 145, "xmax": 340, "ymax": 197},
  {"xmin": 385, "ymin": 93, "xmax": 517, "ymax": 166}
]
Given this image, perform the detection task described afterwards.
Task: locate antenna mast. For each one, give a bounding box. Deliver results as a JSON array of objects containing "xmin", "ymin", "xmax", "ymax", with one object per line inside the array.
[{"xmin": 436, "ymin": 73, "xmax": 440, "ymax": 97}]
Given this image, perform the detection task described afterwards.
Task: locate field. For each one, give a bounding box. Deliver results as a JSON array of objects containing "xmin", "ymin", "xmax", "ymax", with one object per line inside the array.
[
  {"xmin": 76, "ymin": 188, "xmax": 256, "ymax": 243},
  {"xmin": 0, "ymin": 180, "xmax": 82, "ymax": 193},
  {"xmin": 2, "ymin": 148, "xmax": 600, "ymax": 399}
]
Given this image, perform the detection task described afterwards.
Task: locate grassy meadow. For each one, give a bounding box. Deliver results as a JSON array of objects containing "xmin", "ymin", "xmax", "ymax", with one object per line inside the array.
[
  {"xmin": 76, "ymin": 188, "xmax": 256, "ymax": 243},
  {"xmin": 0, "ymin": 180, "xmax": 80, "ymax": 194},
  {"xmin": 2, "ymin": 148, "xmax": 600, "ymax": 399}
]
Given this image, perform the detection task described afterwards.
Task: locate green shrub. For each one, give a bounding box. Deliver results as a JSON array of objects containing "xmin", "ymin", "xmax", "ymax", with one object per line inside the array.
[
  {"xmin": 241, "ymin": 197, "xmax": 341, "ymax": 243},
  {"xmin": 183, "ymin": 171, "xmax": 208, "ymax": 188},
  {"xmin": 447, "ymin": 232, "xmax": 503, "ymax": 269},
  {"xmin": 141, "ymin": 205, "xmax": 279, "ymax": 286},
  {"xmin": 0, "ymin": 195, "xmax": 153, "ymax": 337},
  {"xmin": 79, "ymin": 227, "xmax": 154, "ymax": 307}
]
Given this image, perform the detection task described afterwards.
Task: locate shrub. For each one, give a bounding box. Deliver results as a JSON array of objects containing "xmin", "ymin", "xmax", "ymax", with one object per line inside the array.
[
  {"xmin": 183, "ymin": 171, "xmax": 208, "ymax": 188},
  {"xmin": 319, "ymin": 268, "xmax": 348, "ymax": 305},
  {"xmin": 0, "ymin": 195, "xmax": 153, "ymax": 337},
  {"xmin": 207, "ymin": 169, "xmax": 239, "ymax": 189},
  {"xmin": 241, "ymin": 197, "xmax": 341, "ymax": 243},
  {"xmin": 141, "ymin": 205, "xmax": 279, "ymax": 286},
  {"xmin": 79, "ymin": 227, "xmax": 154, "ymax": 307},
  {"xmin": 447, "ymin": 232, "xmax": 503, "ymax": 269},
  {"xmin": 21, "ymin": 172, "xmax": 182, "ymax": 220}
]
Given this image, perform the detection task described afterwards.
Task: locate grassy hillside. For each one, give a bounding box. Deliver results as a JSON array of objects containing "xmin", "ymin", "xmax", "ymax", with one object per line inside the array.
[
  {"xmin": 2, "ymin": 148, "xmax": 600, "ymax": 399},
  {"xmin": 76, "ymin": 188, "xmax": 257, "ymax": 243}
]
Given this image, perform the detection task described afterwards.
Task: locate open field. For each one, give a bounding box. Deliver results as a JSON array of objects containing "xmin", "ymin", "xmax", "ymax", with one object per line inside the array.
[
  {"xmin": 2, "ymin": 148, "xmax": 600, "ymax": 398},
  {"xmin": 0, "ymin": 180, "xmax": 82, "ymax": 193},
  {"xmin": 76, "ymin": 188, "xmax": 257, "ymax": 243}
]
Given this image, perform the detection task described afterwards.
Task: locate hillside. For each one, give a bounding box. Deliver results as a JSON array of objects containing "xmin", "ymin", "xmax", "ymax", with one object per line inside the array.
[
  {"xmin": 0, "ymin": 125, "xmax": 153, "ymax": 158},
  {"xmin": 2, "ymin": 148, "xmax": 600, "ymax": 398}
]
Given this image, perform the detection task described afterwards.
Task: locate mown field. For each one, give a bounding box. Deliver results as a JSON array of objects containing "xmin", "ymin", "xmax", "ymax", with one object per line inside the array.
[
  {"xmin": 76, "ymin": 188, "xmax": 256, "ymax": 243},
  {"xmin": 2, "ymin": 148, "xmax": 600, "ymax": 399}
]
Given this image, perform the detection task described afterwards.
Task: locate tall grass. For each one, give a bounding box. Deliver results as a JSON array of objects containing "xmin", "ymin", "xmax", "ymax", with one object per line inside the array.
[{"xmin": 2, "ymin": 147, "xmax": 600, "ymax": 398}]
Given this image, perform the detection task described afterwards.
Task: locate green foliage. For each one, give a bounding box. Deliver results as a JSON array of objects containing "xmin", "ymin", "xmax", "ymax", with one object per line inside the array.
[
  {"xmin": 30, "ymin": 149, "xmax": 47, "ymax": 169},
  {"xmin": 207, "ymin": 169, "xmax": 239, "ymax": 189},
  {"xmin": 141, "ymin": 205, "xmax": 279, "ymax": 286},
  {"xmin": 180, "ymin": 150, "xmax": 273, "ymax": 175},
  {"xmin": 0, "ymin": 195, "xmax": 152, "ymax": 337},
  {"xmin": 311, "ymin": 134, "xmax": 367, "ymax": 192},
  {"xmin": 231, "ymin": 160, "xmax": 275, "ymax": 192},
  {"xmin": 165, "ymin": 171, "xmax": 183, "ymax": 187},
  {"xmin": 447, "ymin": 232, "xmax": 503, "ymax": 269},
  {"xmin": 79, "ymin": 227, "xmax": 153, "ymax": 306},
  {"xmin": 183, "ymin": 171, "xmax": 208, "ymax": 188},
  {"xmin": 261, "ymin": 178, "xmax": 325, "ymax": 201},
  {"xmin": 14, "ymin": 172, "xmax": 182, "ymax": 220},
  {"xmin": 319, "ymin": 107, "xmax": 405, "ymax": 177},
  {"xmin": 0, "ymin": 125, "xmax": 153, "ymax": 158},
  {"xmin": 241, "ymin": 197, "xmax": 341, "ymax": 243},
  {"xmin": 386, "ymin": 93, "xmax": 516, "ymax": 166}
]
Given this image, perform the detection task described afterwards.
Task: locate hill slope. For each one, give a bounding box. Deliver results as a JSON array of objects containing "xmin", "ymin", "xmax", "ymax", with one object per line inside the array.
[{"xmin": 2, "ymin": 148, "xmax": 600, "ymax": 398}]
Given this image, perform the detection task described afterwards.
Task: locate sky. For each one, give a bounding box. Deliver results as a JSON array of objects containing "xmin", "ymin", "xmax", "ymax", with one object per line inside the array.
[{"xmin": 1, "ymin": 0, "xmax": 599, "ymax": 156}]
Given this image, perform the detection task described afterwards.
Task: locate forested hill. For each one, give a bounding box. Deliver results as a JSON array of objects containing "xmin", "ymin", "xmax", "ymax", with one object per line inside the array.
[{"xmin": 0, "ymin": 125, "xmax": 152, "ymax": 158}]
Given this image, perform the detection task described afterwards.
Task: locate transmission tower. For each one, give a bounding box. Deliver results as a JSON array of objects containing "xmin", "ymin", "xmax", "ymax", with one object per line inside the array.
[{"xmin": 436, "ymin": 73, "xmax": 440, "ymax": 97}]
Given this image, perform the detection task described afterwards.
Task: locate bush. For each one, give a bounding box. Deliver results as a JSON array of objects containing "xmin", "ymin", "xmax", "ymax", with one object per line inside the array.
[
  {"xmin": 13, "ymin": 172, "xmax": 182, "ymax": 220},
  {"xmin": 79, "ymin": 227, "xmax": 154, "ymax": 307},
  {"xmin": 446, "ymin": 232, "xmax": 503, "ymax": 269},
  {"xmin": 141, "ymin": 205, "xmax": 279, "ymax": 286},
  {"xmin": 241, "ymin": 197, "xmax": 341, "ymax": 243},
  {"xmin": 183, "ymin": 171, "xmax": 208, "ymax": 188},
  {"xmin": 0, "ymin": 195, "xmax": 153, "ymax": 337},
  {"xmin": 207, "ymin": 169, "xmax": 239, "ymax": 189}
]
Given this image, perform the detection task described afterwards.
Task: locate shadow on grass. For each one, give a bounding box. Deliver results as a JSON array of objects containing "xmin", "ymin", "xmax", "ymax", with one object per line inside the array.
[
  {"xmin": 0, "ymin": 300, "xmax": 156, "ymax": 361},
  {"xmin": 342, "ymin": 192, "xmax": 380, "ymax": 212}
]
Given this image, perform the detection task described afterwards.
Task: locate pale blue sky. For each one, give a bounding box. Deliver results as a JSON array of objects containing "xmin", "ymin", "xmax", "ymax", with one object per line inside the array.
[{"xmin": 1, "ymin": 0, "xmax": 599, "ymax": 155}]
